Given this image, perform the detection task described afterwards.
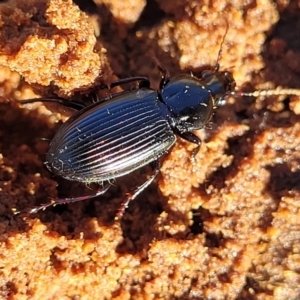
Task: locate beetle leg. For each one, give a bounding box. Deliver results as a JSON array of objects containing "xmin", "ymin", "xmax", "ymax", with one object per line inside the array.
[
  {"xmin": 115, "ymin": 160, "xmax": 161, "ymax": 220},
  {"xmin": 176, "ymin": 131, "xmax": 201, "ymax": 160},
  {"xmin": 92, "ymin": 76, "xmax": 151, "ymax": 92},
  {"xmin": 21, "ymin": 98, "xmax": 86, "ymax": 110},
  {"xmin": 21, "ymin": 77, "xmax": 151, "ymax": 109},
  {"xmin": 111, "ymin": 76, "xmax": 150, "ymax": 89},
  {"xmin": 86, "ymin": 77, "xmax": 151, "ymax": 104},
  {"xmin": 158, "ymin": 65, "xmax": 170, "ymax": 89},
  {"xmin": 26, "ymin": 182, "xmax": 111, "ymax": 214}
]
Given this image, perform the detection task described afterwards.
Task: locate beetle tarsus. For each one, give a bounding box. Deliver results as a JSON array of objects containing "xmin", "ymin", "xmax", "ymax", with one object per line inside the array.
[{"xmin": 26, "ymin": 183, "xmax": 111, "ymax": 213}]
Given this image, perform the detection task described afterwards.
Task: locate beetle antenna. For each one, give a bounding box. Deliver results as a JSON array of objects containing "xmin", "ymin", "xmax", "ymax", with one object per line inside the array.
[
  {"xmin": 214, "ymin": 22, "xmax": 229, "ymax": 72},
  {"xmin": 236, "ymin": 88, "xmax": 300, "ymax": 97},
  {"xmin": 146, "ymin": 50, "xmax": 170, "ymax": 89}
]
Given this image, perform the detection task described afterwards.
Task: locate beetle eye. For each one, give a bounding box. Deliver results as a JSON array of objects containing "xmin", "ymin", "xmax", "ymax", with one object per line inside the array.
[{"xmin": 201, "ymin": 70, "xmax": 213, "ymax": 79}]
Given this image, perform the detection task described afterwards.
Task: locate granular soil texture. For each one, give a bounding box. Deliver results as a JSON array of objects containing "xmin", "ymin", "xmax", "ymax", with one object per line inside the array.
[{"xmin": 0, "ymin": 0, "xmax": 300, "ymax": 299}]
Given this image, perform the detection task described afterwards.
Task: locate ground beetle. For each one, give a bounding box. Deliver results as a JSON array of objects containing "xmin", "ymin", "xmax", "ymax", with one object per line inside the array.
[
  {"xmin": 21, "ymin": 62, "xmax": 300, "ymax": 218},
  {"xmin": 20, "ymin": 66, "xmax": 236, "ymax": 218}
]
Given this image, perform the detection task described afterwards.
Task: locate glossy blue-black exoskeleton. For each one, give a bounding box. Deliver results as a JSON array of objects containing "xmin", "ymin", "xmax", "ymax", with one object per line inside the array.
[{"xmin": 21, "ymin": 68, "xmax": 235, "ymax": 218}]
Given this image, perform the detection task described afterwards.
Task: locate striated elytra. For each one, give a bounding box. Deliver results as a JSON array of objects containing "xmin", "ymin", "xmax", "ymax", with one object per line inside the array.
[{"xmin": 21, "ymin": 68, "xmax": 235, "ymax": 218}]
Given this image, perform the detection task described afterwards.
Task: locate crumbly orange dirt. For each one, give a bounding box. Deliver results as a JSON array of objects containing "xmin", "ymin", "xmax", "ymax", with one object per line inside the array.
[{"xmin": 0, "ymin": 0, "xmax": 300, "ymax": 299}]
